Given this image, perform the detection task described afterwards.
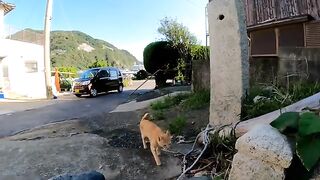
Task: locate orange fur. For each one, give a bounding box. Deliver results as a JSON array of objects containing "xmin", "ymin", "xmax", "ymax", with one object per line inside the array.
[{"xmin": 139, "ymin": 113, "xmax": 172, "ymax": 166}]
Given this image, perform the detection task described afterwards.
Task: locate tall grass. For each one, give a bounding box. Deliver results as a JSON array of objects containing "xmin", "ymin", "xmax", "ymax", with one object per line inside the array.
[
  {"xmin": 182, "ymin": 90, "xmax": 210, "ymax": 110},
  {"xmin": 169, "ymin": 116, "xmax": 187, "ymax": 135},
  {"xmin": 150, "ymin": 93, "xmax": 190, "ymax": 110},
  {"xmin": 241, "ymin": 82, "xmax": 320, "ymax": 120}
]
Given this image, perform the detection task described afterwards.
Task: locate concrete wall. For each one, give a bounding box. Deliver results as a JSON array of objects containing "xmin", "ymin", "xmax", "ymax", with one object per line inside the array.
[
  {"xmin": 191, "ymin": 59, "xmax": 210, "ymax": 92},
  {"xmin": 0, "ymin": 39, "xmax": 46, "ymax": 99},
  {"xmin": 250, "ymin": 47, "xmax": 320, "ymax": 86},
  {"xmin": 278, "ymin": 47, "xmax": 320, "ymax": 82}
]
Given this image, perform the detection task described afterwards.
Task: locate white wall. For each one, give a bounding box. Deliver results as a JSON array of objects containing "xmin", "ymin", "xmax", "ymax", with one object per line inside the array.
[{"xmin": 0, "ymin": 39, "xmax": 46, "ymax": 99}]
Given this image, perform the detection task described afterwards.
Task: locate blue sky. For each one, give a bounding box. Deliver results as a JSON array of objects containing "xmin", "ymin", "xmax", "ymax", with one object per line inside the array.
[{"xmin": 4, "ymin": 0, "xmax": 208, "ymax": 62}]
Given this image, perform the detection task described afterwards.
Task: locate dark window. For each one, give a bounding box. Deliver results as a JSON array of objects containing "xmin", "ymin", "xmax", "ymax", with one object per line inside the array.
[
  {"xmin": 99, "ymin": 70, "xmax": 109, "ymax": 78},
  {"xmin": 251, "ymin": 28, "xmax": 276, "ymax": 55},
  {"xmin": 25, "ymin": 61, "xmax": 38, "ymax": 73},
  {"xmin": 306, "ymin": 21, "xmax": 320, "ymax": 47},
  {"xmin": 279, "ymin": 24, "xmax": 304, "ymax": 47},
  {"xmin": 110, "ymin": 70, "xmax": 117, "ymax": 78}
]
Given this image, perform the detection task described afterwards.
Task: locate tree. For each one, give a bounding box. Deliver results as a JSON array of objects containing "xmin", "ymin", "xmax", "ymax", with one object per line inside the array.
[
  {"xmin": 88, "ymin": 60, "xmax": 109, "ymax": 68},
  {"xmin": 143, "ymin": 41, "xmax": 180, "ymax": 87},
  {"xmin": 191, "ymin": 45, "xmax": 210, "ymax": 61},
  {"xmin": 157, "ymin": 17, "xmax": 198, "ymax": 83}
]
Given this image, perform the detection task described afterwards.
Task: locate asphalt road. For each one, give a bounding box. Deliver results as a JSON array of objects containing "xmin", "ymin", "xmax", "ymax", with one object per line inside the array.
[{"xmin": 0, "ymin": 80, "xmax": 155, "ymax": 137}]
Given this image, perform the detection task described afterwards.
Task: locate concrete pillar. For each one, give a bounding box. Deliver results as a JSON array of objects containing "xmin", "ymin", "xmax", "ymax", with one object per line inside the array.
[{"xmin": 208, "ymin": 0, "xmax": 249, "ymax": 127}]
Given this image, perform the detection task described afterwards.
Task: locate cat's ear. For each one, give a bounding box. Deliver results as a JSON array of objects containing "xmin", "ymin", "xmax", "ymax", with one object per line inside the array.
[{"xmin": 158, "ymin": 136, "xmax": 161, "ymax": 142}]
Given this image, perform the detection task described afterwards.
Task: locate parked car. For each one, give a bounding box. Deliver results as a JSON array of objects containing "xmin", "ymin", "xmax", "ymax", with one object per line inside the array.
[{"xmin": 73, "ymin": 67, "xmax": 123, "ymax": 97}]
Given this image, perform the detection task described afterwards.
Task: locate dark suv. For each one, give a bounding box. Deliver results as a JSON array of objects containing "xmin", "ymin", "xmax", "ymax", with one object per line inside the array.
[{"xmin": 73, "ymin": 67, "xmax": 123, "ymax": 97}]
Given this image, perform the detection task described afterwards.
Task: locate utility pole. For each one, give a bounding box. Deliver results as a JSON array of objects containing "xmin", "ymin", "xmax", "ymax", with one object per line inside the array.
[
  {"xmin": 44, "ymin": 0, "xmax": 53, "ymax": 99},
  {"xmin": 205, "ymin": 6, "xmax": 209, "ymax": 47}
]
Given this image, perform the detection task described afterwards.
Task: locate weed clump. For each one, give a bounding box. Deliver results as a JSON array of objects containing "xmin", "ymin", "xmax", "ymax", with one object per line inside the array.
[
  {"xmin": 182, "ymin": 90, "xmax": 210, "ymax": 110},
  {"xmin": 169, "ymin": 116, "xmax": 187, "ymax": 135}
]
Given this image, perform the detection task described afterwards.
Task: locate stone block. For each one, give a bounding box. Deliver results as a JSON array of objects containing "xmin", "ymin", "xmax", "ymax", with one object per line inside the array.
[
  {"xmin": 229, "ymin": 153, "xmax": 285, "ymax": 180},
  {"xmin": 235, "ymin": 124, "xmax": 293, "ymax": 168},
  {"xmin": 229, "ymin": 124, "xmax": 294, "ymax": 180}
]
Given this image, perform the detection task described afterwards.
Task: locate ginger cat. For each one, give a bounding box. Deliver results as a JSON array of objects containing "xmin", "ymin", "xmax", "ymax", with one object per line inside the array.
[{"xmin": 139, "ymin": 113, "xmax": 172, "ymax": 166}]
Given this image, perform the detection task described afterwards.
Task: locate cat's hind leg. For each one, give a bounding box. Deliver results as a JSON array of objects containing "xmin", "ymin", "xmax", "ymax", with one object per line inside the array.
[{"xmin": 140, "ymin": 132, "xmax": 147, "ymax": 149}]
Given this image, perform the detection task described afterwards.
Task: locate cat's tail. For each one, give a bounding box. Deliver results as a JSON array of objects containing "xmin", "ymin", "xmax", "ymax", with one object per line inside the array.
[{"xmin": 141, "ymin": 113, "xmax": 150, "ymax": 120}]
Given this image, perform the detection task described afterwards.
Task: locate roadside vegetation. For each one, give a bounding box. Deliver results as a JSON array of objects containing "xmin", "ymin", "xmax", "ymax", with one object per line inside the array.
[
  {"xmin": 241, "ymin": 81, "xmax": 320, "ymax": 120},
  {"xmin": 150, "ymin": 90, "xmax": 210, "ymax": 135}
]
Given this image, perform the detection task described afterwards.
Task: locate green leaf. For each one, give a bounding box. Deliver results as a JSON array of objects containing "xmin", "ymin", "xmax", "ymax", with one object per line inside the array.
[
  {"xmin": 270, "ymin": 112, "xmax": 300, "ymax": 133},
  {"xmin": 296, "ymin": 135, "xmax": 320, "ymax": 171},
  {"xmin": 299, "ymin": 112, "xmax": 320, "ymax": 136}
]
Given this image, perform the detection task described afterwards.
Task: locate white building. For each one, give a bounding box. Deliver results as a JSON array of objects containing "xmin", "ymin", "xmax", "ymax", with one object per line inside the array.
[
  {"xmin": 131, "ymin": 63, "xmax": 145, "ymax": 73},
  {"xmin": 0, "ymin": 1, "xmax": 46, "ymax": 99}
]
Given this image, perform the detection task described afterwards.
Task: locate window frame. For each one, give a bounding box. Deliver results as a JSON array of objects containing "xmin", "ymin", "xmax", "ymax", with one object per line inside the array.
[
  {"xmin": 25, "ymin": 61, "xmax": 38, "ymax": 73},
  {"xmin": 109, "ymin": 70, "xmax": 118, "ymax": 78}
]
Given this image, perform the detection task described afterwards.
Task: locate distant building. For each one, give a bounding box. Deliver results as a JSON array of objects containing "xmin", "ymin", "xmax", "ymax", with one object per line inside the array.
[
  {"xmin": 0, "ymin": 1, "xmax": 46, "ymax": 99},
  {"xmin": 131, "ymin": 62, "xmax": 145, "ymax": 73}
]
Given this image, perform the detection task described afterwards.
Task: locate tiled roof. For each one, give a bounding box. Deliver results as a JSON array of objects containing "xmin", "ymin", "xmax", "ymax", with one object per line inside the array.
[{"xmin": 0, "ymin": 0, "xmax": 15, "ymax": 15}]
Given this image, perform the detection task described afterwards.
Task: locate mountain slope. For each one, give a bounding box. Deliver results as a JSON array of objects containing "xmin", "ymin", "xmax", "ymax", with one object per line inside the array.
[{"xmin": 9, "ymin": 29, "xmax": 140, "ymax": 69}]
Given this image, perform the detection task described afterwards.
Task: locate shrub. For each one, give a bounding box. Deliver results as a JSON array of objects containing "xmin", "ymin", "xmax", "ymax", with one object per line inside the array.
[
  {"xmin": 123, "ymin": 78, "xmax": 132, "ymax": 87},
  {"xmin": 143, "ymin": 41, "xmax": 180, "ymax": 87},
  {"xmin": 60, "ymin": 79, "xmax": 72, "ymax": 91},
  {"xmin": 57, "ymin": 67, "xmax": 78, "ymax": 78},
  {"xmin": 88, "ymin": 60, "xmax": 109, "ymax": 68},
  {"xmin": 191, "ymin": 45, "xmax": 210, "ymax": 61},
  {"xmin": 169, "ymin": 116, "xmax": 187, "ymax": 135}
]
